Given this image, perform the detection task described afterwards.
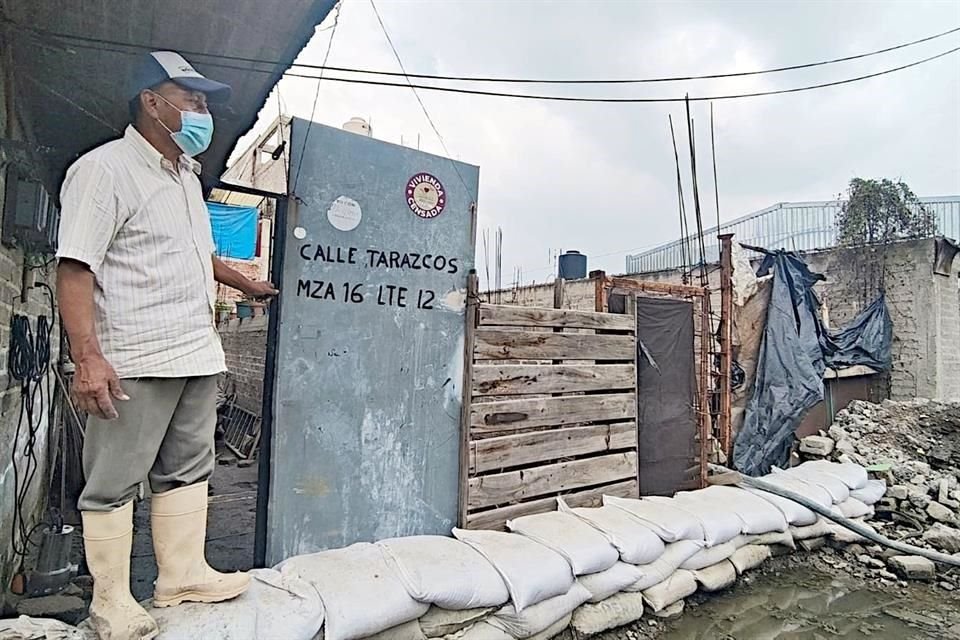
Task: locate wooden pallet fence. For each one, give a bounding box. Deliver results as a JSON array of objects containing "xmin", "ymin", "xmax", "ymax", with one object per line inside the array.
[{"xmin": 461, "ymin": 303, "xmax": 639, "ymax": 530}]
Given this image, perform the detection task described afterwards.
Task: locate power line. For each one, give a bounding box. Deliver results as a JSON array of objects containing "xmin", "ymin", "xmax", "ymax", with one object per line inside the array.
[
  {"xmin": 18, "ymin": 19, "xmax": 959, "ymax": 86},
  {"xmin": 280, "ymin": 46, "xmax": 960, "ymax": 104}
]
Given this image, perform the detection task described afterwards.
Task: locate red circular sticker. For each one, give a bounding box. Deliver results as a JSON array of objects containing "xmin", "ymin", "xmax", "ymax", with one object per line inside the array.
[{"xmin": 406, "ymin": 173, "xmax": 446, "ymax": 219}]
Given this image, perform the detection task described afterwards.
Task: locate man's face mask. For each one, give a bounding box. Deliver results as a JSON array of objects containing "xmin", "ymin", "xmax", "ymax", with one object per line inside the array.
[{"xmin": 152, "ymin": 92, "xmax": 214, "ymax": 157}]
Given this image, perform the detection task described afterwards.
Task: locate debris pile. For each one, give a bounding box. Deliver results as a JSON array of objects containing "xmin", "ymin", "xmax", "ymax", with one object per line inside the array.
[{"xmin": 799, "ymin": 398, "xmax": 960, "ymax": 591}]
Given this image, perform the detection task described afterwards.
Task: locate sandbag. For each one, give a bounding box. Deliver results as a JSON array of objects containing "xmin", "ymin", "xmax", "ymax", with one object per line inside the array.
[
  {"xmin": 570, "ymin": 591, "xmax": 645, "ymax": 635},
  {"xmin": 489, "ymin": 583, "xmax": 590, "ymax": 639},
  {"xmin": 850, "ymin": 479, "xmax": 886, "ymax": 506},
  {"xmin": 623, "ymin": 540, "xmax": 703, "ymax": 592},
  {"xmin": 729, "ymin": 545, "xmax": 771, "ymax": 575},
  {"xmin": 679, "ymin": 539, "xmax": 739, "ymax": 571},
  {"xmin": 835, "ymin": 497, "xmax": 872, "ymax": 519},
  {"xmin": 750, "ymin": 530, "xmax": 796, "ymax": 549},
  {"xmin": 577, "ymin": 562, "xmax": 644, "ymax": 603},
  {"xmin": 789, "ymin": 519, "xmax": 832, "ymax": 541},
  {"xmin": 447, "ymin": 622, "xmax": 512, "ymax": 640},
  {"xmin": 758, "ymin": 473, "xmax": 834, "ymax": 508},
  {"xmin": 419, "ymin": 607, "xmax": 495, "ymax": 638},
  {"xmin": 507, "ymin": 511, "xmax": 619, "ymax": 576},
  {"xmin": 641, "ymin": 569, "xmax": 697, "ymax": 613},
  {"xmin": 604, "ymin": 495, "xmax": 704, "ymax": 543},
  {"xmin": 378, "ymin": 536, "xmax": 509, "ymax": 609},
  {"xmin": 453, "ymin": 529, "xmax": 573, "ymax": 612},
  {"xmin": 560, "ymin": 500, "xmax": 665, "ymax": 565},
  {"xmin": 0, "ymin": 617, "xmax": 86, "ymax": 640},
  {"xmin": 802, "ymin": 460, "xmax": 869, "ymax": 490},
  {"xmin": 781, "ymin": 467, "xmax": 851, "ymax": 504},
  {"xmin": 827, "ymin": 519, "xmax": 875, "ymax": 545},
  {"xmin": 744, "ymin": 486, "xmax": 819, "ymax": 527},
  {"xmin": 648, "ymin": 494, "xmax": 742, "ymax": 546},
  {"xmin": 695, "ymin": 486, "xmax": 789, "ymax": 534},
  {"xmin": 149, "ymin": 568, "xmax": 323, "ymax": 640},
  {"xmin": 279, "ymin": 543, "xmax": 427, "ymax": 640},
  {"xmin": 363, "ymin": 620, "xmax": 427, "ymax": 640},
  {"xmin": 691, "ymin": 560, "xmax": 737, "ymax": 592}
]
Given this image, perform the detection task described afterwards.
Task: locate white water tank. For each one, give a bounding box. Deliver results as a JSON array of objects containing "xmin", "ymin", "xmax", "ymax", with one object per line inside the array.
[{"xmin": 342, "ymin": 117, "xmax": 373, "ymax": 138}]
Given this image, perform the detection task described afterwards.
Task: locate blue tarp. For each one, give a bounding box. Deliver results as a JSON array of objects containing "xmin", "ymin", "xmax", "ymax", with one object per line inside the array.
[
  {"xmin": 732, "ymin": 249, "xmax": 893, "ymax": 477},
  {"xmin": 207, "ymin": 201, "xmax": 258, "ymax": 260}
]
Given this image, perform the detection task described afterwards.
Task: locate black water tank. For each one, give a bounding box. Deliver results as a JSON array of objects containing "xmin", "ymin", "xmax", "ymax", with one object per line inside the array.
[{"xmin": 558, "ymin": 250, "xmax": 587, "ymax": 279}]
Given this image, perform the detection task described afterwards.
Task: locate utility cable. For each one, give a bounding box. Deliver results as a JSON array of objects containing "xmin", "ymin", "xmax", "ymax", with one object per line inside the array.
[{"xmin": 17, "ymin": 19, "xmax": 959, "ymax": 86}]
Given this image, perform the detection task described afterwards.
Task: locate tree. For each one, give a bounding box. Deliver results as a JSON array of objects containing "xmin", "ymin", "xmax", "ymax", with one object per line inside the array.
[{"xmin": 836, "ymin": 178, "xmax": 936, "ymax": 246}]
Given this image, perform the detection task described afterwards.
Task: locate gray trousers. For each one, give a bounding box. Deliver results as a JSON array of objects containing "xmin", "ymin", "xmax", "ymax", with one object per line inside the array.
[{"xmin": 78, "ymin": 376, "xmax": 219, "ymax": 512}]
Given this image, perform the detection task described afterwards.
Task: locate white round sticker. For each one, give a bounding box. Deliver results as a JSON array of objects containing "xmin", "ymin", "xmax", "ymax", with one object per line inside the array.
[
  {"xmin": 293, "ymin": 226, "xmax": 307, "ymax": 240},
  {"xmin": 327, "ymin": 196, "xmax": 363, "ymax": 232}
]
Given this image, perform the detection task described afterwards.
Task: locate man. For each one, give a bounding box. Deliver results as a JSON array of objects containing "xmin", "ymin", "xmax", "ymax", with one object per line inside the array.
[{"xmin": 56, "ymin": 51, "xmax": 278, "ymax": 640}]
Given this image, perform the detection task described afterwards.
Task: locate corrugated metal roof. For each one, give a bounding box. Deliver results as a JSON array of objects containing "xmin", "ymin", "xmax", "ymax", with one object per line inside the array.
[{"xmin": 625, "ymin": 196, "xmax": 960, "ymax": 274}]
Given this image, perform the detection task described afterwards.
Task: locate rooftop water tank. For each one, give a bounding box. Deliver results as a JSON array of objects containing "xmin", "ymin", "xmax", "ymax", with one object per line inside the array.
[
  {"xmin": 558, "ymin": 250, "xmax": 587, "ymax": 280},
  {"xmin": 342, "ymin": 117, "xmax": 373, "ymax": 138}
]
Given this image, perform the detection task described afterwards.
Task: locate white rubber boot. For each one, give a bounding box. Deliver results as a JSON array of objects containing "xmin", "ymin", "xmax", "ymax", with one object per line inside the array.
[
  {"xmin": 82, "ymin": 502, "xmax": 160, "ymax": 640},
  {"xmin": 150, "ymin": 481, "xmax": 250, "ymax": 608}
]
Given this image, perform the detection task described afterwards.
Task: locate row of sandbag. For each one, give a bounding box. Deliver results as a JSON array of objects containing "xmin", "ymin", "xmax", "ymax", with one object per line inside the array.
[{"xmin": 143, "ymin": 460, "xmax": 886, "ymax": 640}]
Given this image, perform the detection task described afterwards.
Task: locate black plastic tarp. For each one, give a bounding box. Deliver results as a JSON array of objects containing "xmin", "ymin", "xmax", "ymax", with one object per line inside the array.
[{"xmin": 733, "ymin": 250, "xmax": 892, "ymax": 476}]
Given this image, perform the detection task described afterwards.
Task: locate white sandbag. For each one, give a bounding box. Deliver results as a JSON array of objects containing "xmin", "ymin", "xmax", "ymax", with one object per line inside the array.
[
  {"xmin": 744, "ymin": 486, "xmax": 819, "ymax": 527},
  {"xmin": 622, "ymin": 540, "xmax": 703, "ymax": 592},
  {"xmin": 750, "ymin": 530, "xmax": 796, "ymax": 549},
  {"xmin": 827, "ymin": 519, "xmax": 874, "ymax": 544},
  {"xmin": 529, "ymin": 615, "xmax": 572, "ymax": 640},
  {"xmin": 447, "ymin": 622, "xmax": 512, "ymax": 640},
  {"xmin": 560, "ymin": 500, "xmax": 665, "ymax": 565},
  {"xmin": 578, "ymin": 562, "xmax": 645, "ymax": 603},
  {"xmin": 0, "ymin": 616, "xmax": 86, "ymax": 640},
  {"xmin": 570, "ymin": 591, "xmax": 645, "ymax": 635},
  {"xmin": 279, "ymin": 543, "xmax": 427, "ymax": 640},
  {"xmin": 695, "ymin": 486, "xmax": 789, "ymax": 534},
  {"xmin": 802, "ymin": 460, "xmax": 869, "ymax": 490},
  {"xmin": 363, "ymin": 620, "xmax": 428, "ymax": 640},
  {"xmin": 419, "ymin": 607, "xmax": 495, "ymax": 638},
  {"xmin": 603, "ymin": 495, "xmax": 704, "ymax": 543},
  {"xmin": 789, "ymin": 519, "xmax": 832, "ymax": 541},
  {"xmin": 728, "ymin": 545, "xmax": 771, "ymax": 575},
  {"xmin": 691, "ymin": 560, "xmax": 737, "ymax": 592},
  {"xmin": 641, "ymin": 569, "xmax": 697, "ymax": 613},
  {"xmin": 781, "ymin": 467, "xmax": 850, "ymax": 504},
  {"xmin": 453, "ymin": 529, "xmax": 573, "ymax": 612},
  {"xmin": 648, "ymin": 494, "xmax": 742, "ymax": 547},
  {"xmin": 850, "ymin": 479, "xmax": 886, "ymax": 506},
  {"xmin": 679, "ymin": 539, "xmax": 739, "ymax": 571},
  {"xmin": 149, "ymin": 568, "xmax": 323, "ymax": 640},
  {"xmin": 489, "ymin": 583, "xmax": 590, "ymax": 639},
  {"xmin": 835, "ymin": 497, "xmax": 872, "ymax": 519},
  {"xmin": 507, "ymin": 511, "xmax": 619, "ymax": 576},
  {"xmin": 378, "ymin": 536, "xmax": 509, "ymax": 609},
  {"xmin": 758, "ymin": 472, "xmax": 834, "ymax": 508}
]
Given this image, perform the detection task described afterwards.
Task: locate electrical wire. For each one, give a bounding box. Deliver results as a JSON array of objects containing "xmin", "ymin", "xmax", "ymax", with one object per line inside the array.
[{"xmin": 16, "ymin": 19, "xmax": 959, "ymax": 86}]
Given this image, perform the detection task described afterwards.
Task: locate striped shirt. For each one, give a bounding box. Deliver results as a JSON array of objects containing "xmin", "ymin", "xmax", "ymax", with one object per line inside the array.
[{"xmin": 57, "ymin": 125, "xmax": 226, "ymax": 378}]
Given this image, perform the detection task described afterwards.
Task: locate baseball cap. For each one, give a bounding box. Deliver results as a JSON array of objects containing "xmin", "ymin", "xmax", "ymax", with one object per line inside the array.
[{"xmin": 130, "ymin": 51, "xmax": 232, "ymax": 103}]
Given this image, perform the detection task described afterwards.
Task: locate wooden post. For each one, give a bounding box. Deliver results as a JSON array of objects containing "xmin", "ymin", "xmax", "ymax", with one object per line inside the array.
[
  {"xmin": 553, "ymin": 277, "xmax": 565, "ymax": 310},
  {"xmin": 718, "ymin": 234, "xmax": 734, "ymax": 460},
  {"xmin": 458, "ymin": 271, "xmax": 479, "ymax": 528},
  {"xmin": 591, "ymin": 270, "xmax": 607, "ymax": 312}
]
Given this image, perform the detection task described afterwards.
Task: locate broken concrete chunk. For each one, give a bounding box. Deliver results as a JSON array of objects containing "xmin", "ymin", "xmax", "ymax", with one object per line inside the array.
[
  {"xmin": 922, "ymin": 523, "xmax": 960, "ymax": 554},
  {"xmin": 887, "ymin": 555, "xmax": 936, "ymax": 581},
  {"xmin": 800, "ymin": 436, "xmax": 835, "ymax": 457},
  {"xmin": 887, "ymin": 485, "xmax": 909, "ymax": 501},
  {"xmin": 907, "ymin": 485, "xmax": 932, "ymax": 508},
  {"xmin": 927, "ymin": 501, "xmax": 957, "ymax": 525},
  {"xmin": 857, "ymin": 554, "xmax": 885, "ymax": 569},
  {"xmin": 836, "ymin": 440, "xmax": 857, "ymax": 456}
]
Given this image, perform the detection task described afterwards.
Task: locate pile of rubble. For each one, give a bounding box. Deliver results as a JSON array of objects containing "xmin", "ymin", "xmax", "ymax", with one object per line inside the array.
[{"xmin": 800, "ymin": 399, "xmax": 960, "ymax": 578}]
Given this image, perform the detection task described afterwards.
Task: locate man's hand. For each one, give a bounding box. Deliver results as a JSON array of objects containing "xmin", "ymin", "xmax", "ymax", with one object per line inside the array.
[
  {"xmin": 73, "ymin": 353, "xmax": 129, "ymax": 420},
  {"xmin": 244, "ymin": 281, "xmax": 279, "ymax": 300}
]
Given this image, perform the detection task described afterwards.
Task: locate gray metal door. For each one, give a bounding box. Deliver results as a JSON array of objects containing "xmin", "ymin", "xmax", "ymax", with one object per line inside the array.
[{"xmin": 261, "ymin": 119, "xmax": 478, "ymax": 565}]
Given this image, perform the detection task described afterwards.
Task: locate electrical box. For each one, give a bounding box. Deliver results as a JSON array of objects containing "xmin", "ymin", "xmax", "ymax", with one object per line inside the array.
[{"xmin": 2, "ymin": 165, "xmax": 59, "ymax": 253}]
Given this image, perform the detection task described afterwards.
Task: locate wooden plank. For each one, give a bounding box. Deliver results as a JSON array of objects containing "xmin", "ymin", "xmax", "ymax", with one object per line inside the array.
[
  {"xmin": 472, "ymin": 364, "xmax": 635, "ymax": 397},
  {"xmin": 479, "ymin": 305, "xmax": 635, "ymax": 332},
  {"xmin": 467, "ymin": 451, "xmax": 638, "ymax": 509},
  {"xmin": 465, "ymin": 479, "xmax": 638, "ymax": 530},
  {"xmin": 470, "ymin": 421, "xmax": 637, "ymax": 473},
  {"xmin": 609, "ymin": 277, "xmax": 707, "ymax": 298},
  {"xmin": 470, "ymin": 392, "xmax": 636, "ymax": 434},
  {"xmin": 457, "ymin": 272, "xmax": 479, "ymax": 527},
  {"xmin": 474, "ymin": 330, "xmax": 634, "ymax": 361}
]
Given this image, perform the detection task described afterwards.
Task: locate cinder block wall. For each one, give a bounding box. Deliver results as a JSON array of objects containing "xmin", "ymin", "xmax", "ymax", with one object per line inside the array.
[{"xmin": 219, "ymin": 316, "xmax": 267, "ymax": 415}]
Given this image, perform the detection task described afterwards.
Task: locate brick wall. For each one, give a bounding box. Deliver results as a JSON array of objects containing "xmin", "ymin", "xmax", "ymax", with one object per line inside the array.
[{"xmin": 218, "ymin": 316, "xmax": 267, "ymax": 415}]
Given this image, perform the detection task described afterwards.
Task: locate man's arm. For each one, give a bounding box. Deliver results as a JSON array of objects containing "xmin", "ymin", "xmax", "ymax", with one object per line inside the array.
[
  {"xmin": 212, "ymin": 256, "xmax": 278, "ymax": 299},
  {"xmin": 57, "ymin": 259, "xmax": 127, "ymax": 420}
]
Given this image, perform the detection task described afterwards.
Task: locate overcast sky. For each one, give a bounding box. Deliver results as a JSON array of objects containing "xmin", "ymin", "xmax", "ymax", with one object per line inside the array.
[{"xmin": 232, "ymin": 0, "xmax": 960, "ymax": 285}]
